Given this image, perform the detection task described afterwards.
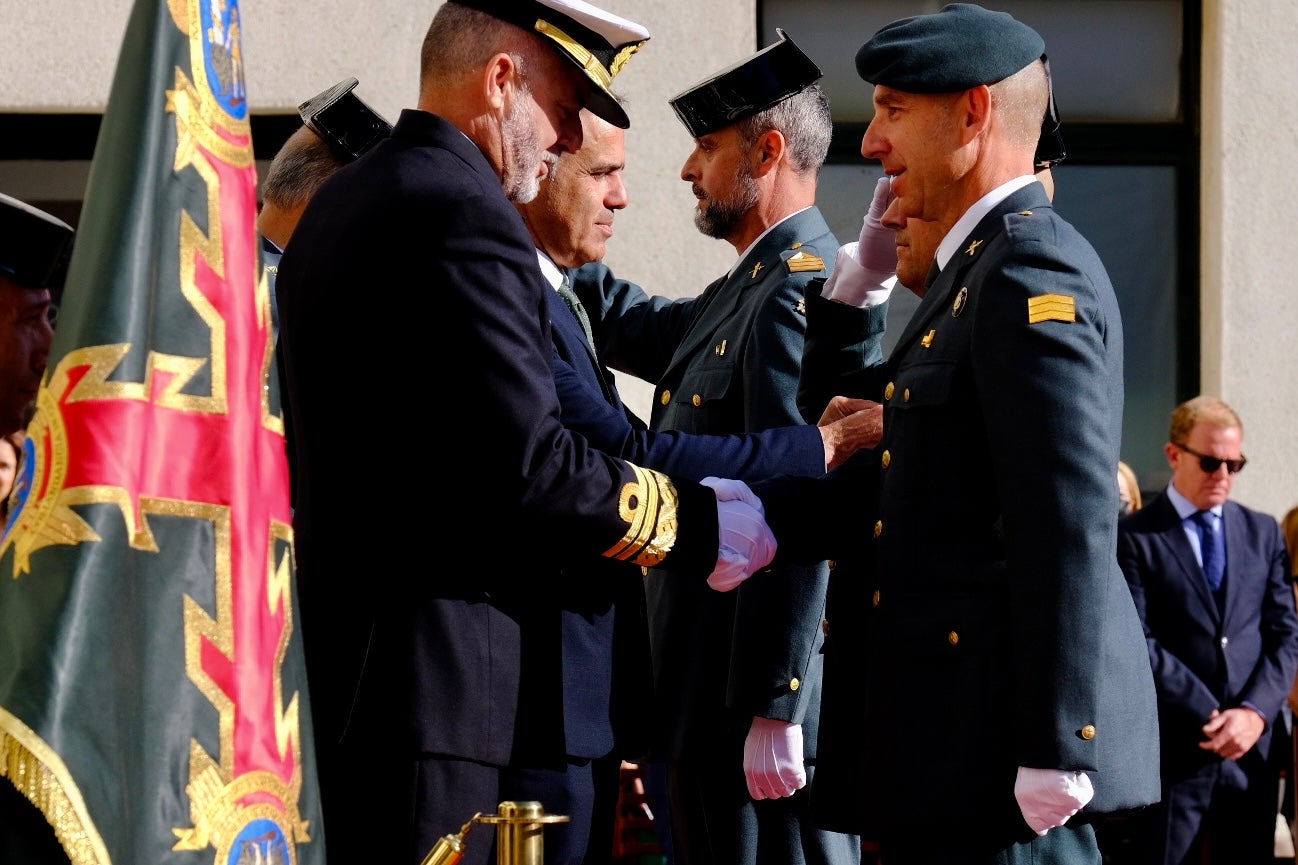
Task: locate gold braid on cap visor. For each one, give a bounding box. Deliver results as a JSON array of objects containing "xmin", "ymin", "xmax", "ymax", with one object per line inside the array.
[{"xmin": 534, "ymin": 19, "xmax": 644, "ymax": 87}]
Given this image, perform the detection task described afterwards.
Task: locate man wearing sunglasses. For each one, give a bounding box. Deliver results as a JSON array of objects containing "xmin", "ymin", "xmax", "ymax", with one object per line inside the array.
[{"xmin": 1117, "ymin": 395, "xmax": 1298, "ymax": 865}]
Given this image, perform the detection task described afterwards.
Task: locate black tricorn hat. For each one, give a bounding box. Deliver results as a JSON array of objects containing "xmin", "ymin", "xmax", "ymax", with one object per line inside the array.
[
  {"xmin": 0, "ymin": 192, "xmax": 74, "ymax": 291},
  {"xmin": 298, "ymin": 78, "xmax": 392, "ymax": 162},
  {"xmin": 670, "ymin": 28, "xmax": 822, "ymax": 139},
  {"xmin": 452, "ymin": 0, "xmax": 649, "ymax": 129}
]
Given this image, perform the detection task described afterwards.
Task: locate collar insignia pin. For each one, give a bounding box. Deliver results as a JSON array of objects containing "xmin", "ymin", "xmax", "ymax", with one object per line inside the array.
[{"xmin": 965, "ymin": 239, "xmax": 983, "ymax": 256}]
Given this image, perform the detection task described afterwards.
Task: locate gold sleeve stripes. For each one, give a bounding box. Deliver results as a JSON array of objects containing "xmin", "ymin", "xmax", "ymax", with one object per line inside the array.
[{"xmin": 603, "ymin": 464, "xmax": 680, "ymax": 568}]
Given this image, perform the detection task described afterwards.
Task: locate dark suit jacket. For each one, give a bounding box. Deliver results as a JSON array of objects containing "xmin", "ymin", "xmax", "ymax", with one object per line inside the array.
[
  {"xmin": 755, "ymin": 183, "xmax": 1161, "ymax": 850},
  {"xmin": 1118, "ymin": 492, "xmax": 1298, "ymax": 786},
  {"xmin": 574, "ymin": 208, "xmax": 854, "ymax": 763},
  {"xmin": 274, "ymin": 109, "xmax": 722, "ymax": 780},
  {"xmin": 545, "ymin": 283, "xmax": 831, "ymax": 759}
]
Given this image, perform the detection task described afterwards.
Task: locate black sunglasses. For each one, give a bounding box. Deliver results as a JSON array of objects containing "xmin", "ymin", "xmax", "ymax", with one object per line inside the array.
[{"xmin": 1173, "ymin": 442, "xmax": 1247, "ymax": 475}]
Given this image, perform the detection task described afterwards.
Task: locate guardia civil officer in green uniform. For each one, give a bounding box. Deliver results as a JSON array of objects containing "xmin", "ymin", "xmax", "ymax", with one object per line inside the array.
[
  {"xmin": 573, "ymin": 30, "xmax": 882, "ymax": 865},
  {"xmin": 735, "ymin": 5, "xmax": 1162, "ymax": 863}
]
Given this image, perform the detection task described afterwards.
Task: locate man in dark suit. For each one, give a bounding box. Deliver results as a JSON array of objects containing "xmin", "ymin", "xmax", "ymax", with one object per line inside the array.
[
  {"xmin": 514, "ymin": 107, "xmax": 886, "ymax": 865},
  {"xmin": 1118, "ymin": 395, "xmax": 1298, "ymax": 865},
  {"xmin": 273, "ymin": 3, "xmax": 779, "ymax": 864},
  {"xmin": 572, "ymin": 30, "xmax": 881, "ymax": 865},
  {"xmin": 725, "ymin": 5, "xmax": 1162, "ymax": 863}
]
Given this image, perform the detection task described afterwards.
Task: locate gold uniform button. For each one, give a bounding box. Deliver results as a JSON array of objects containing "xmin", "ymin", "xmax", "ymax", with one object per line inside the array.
[
  {"xmin": 903, "ymin": 388, "xmax": 911, "ymax": 402},
  {"xmin": 872, "ymin": 589, "xmax": 881, "ymax": 607},
  {"xmin": 884, "ymin": 382, "xmax": 895, "ymax": 400},
  {"xmin": 692, "ymin": 394, "xmax": 702, "ymax": 407},
  {"xmin": 881, "ymin": 449, "xmax": 891, "ymax": 468},
  {"xmin": 789, "ymin": 678, "xmax": 801, "ymax": 692},
  {"xmin": 660, "ymin": 390, "xmax": 671, "ymax": 405},
  {"xmin": 873, "ymin": 520, "xmax": 883, "ymax": 537},
  {"xmin": 1081, "ymin": 725, "xmax": 1096, "ymax": 740},
  {"xmin": 947, "ymin": 631, "xmax": 959, "ymax": 645},
  {"xmin": 822, "ymin": 619, "xmax": 830, "ymax": 636}
]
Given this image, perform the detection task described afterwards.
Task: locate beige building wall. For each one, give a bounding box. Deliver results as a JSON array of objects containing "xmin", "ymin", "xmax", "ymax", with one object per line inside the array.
[
  {"xmin": 3, "ymin": 0, "xmax": 1296, "ymax": 518},
  {"xmin": 1198, "ymin": 0, "xmax": 1298, "ymax": 520}
]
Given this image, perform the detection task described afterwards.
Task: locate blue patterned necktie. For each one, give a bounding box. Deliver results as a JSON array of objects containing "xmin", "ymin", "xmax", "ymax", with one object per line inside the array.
[
  {"xmin": 1193, "ymin": 510, "xmax": 1225, "ymax": 592},
  {"xmin": 556, "ymin": 274, "xmax": 596, "ymax": 351}
]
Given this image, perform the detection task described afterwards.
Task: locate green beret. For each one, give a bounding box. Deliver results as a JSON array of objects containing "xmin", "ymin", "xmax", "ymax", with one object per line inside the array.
[
  {"xmin": 855, "ymin": 3, "xmax": 1045, "ymax": 93},
  {"xmin": 0, "ymin": 192, "xmax": 74, "ymax": 291}
]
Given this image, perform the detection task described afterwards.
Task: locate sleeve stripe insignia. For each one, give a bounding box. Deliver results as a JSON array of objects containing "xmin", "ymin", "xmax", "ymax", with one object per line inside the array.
[
  {"xmin": 1027, "ymin": 294, "xmax": 1076, "ymax": 324},
  {"xmin": 604, "ymin": 465, "xmax": 679, "ymax": 567},
  {"xmin": 786, "ymin": 251, "xmax": 825, "ymax": 273}
]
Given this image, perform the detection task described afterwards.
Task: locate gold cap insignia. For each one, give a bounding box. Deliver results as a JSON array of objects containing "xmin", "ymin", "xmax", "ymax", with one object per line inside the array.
[
  {"xmin": 952, "ymin": 286, "xmax": 969, "ymax": 317},
  {"xmin": 965, "ymin": 239, "xmax": 983, "ymax": 256},
  {"xmin": 1027, "ymin": 293, "xmax": 1076, "ymax": 324},
  {"xmin": 785, "ymin": 251, "xmax": 825, "ymax": 274}
]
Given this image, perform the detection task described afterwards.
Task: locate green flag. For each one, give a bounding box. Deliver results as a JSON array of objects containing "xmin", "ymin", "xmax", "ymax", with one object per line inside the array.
[{"xmin": 0, "ymin": 0, "xmax": 324, "ymax": 862}]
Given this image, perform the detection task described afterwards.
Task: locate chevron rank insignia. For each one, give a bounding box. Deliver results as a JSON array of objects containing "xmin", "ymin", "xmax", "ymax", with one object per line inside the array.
[
  {"xmin": 1027, "ymin": 293, "xmax": 1076, "ymax": 324},
  {"xmin": 786, "ymin": 250, "xmax": 825, "ymax": 273}
]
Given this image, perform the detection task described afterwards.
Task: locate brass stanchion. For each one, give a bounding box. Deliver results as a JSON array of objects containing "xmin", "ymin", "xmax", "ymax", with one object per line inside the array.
[
  {"xmin": 419, "ymin": 801, "xmax": 570, "ymax": 865},
  {"xmin": 420, "ymin": 814, "xmax": 481, "ymax": 865}
]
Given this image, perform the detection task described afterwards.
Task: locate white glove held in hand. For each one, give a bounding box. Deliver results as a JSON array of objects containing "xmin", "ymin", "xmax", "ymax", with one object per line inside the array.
[
  {"xmin": 702, "ymin": 477, "xmax": 776, "ymax": 592},
  {"xmin": 743, "ymin": 717, "xmax": 806, "ymax": 800},
  {"xmin": 1014, "ymin": 767, "xmax": 1095, "ymax": 836},
  {"xmin": 823, "ymin": 176, "xmax": 897, "ymax": 306}
]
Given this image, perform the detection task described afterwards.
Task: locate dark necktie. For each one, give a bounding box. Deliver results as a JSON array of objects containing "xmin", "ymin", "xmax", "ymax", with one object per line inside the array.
[
  {"xmin": 1193, "ymin": 510, "xmax": 1225, "ymax": 593},
  {"xmin": 556, "ymin": 274, "xmax": 596, "ymax": 351}
]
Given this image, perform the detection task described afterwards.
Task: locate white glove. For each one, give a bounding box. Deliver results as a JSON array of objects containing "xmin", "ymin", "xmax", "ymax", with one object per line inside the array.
[
  {"xmin": 743, "ymin": 717, "xmax": 806, "ymax": 800},
  {"xmin": 823, "ymin": 176, "xmax": 897, "ymax": 306},
  {"xmin": 1014, "ymin": 767, "xmax": 1095, "ymax": 836},
  {"xmin": 700, "ymin": 476, "xmax": 764, "ymax": 511},
  {"xmin": 702, "ymin": 477, "xmax": 776, "ymax": 592}
]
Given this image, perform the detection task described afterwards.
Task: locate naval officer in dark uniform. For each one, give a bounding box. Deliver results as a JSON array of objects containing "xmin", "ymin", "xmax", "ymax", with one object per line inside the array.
[{"xmin": 273, "ymin": 3, "xmax": 777, "ymax": 863}]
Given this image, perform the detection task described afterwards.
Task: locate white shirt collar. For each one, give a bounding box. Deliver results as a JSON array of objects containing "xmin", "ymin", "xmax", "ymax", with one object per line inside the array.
[
  {"xmin": 1165, "ymin": 482, "xmax": 1222, "ymax": 521},
  {"xmin": 934, "ymin": 175, "xmax": 1038, "ymax": 272},
  {"xmin": 534, "ymin": 249, "xmax": 563, "ymax": 291}
]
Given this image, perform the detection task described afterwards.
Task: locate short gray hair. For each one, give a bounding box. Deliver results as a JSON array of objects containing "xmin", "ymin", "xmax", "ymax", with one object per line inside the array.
[{"xmin": 732, "ymin": 84, "xmax": 832, "ymax": 176}]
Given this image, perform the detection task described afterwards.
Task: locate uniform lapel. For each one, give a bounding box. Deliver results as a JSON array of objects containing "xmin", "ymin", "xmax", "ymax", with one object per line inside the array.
[
  {"xmin": 661, "ymin": 208, "xmax": 834, "ymax": 379},
  {"xmin": 1152, "ymin": 495, "xmax": 1220, "ymax": 620},
  {"xmin": 890, "ymin": 184, "xmax": 1050, "ymax": 359}
]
